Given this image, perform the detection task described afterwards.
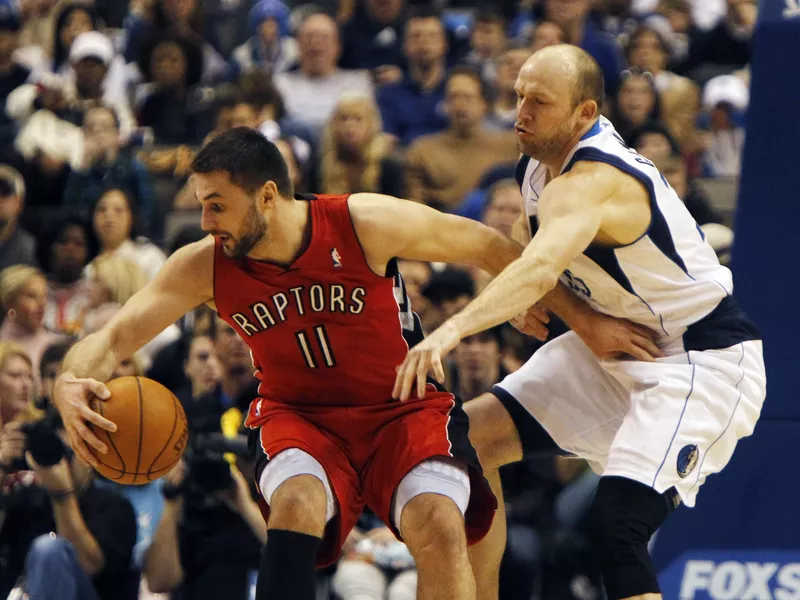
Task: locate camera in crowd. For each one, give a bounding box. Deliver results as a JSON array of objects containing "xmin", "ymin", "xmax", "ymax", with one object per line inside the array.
[
  {"xmin": 5, "ymin": 414, "xmax": 68, "ymax": 473},
  {"xmin": 176, "ymin": 433, "xmax": 250, "ymax": 497}
]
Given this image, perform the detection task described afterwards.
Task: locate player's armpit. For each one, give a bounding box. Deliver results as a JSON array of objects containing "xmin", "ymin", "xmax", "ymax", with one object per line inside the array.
[{"xmin": 348, "ymin": 193, "xmax": 524, "ymax": 276}]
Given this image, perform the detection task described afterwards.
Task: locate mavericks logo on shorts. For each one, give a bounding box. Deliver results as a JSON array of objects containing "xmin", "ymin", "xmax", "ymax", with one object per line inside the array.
[{"xmin": 677, "ymin": 444, "xmax": 699, "ymax": 478}]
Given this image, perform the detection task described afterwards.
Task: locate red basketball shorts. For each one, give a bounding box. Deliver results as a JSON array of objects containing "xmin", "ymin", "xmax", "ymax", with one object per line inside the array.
[{"xmin": 245, "ymin": 388, "xmax": 496, "ymax": 567}]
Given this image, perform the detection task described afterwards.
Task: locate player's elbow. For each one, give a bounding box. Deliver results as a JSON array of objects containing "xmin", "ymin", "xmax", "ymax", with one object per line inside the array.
[{"xmin": 479, "ymin": 232, "xmax": 524, "ymax": 276}]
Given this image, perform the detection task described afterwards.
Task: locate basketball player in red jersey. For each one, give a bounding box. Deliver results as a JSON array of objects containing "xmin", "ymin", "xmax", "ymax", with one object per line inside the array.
[{"xmin": 53, "ymin": 128, "xmax": 651, "ymax": 600}]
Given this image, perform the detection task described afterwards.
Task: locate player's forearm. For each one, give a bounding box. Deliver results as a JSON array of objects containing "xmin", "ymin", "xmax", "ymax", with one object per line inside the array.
[
  {"xmin": 60, "ymin": 330, "xmax": 121, "ymax": 382},
  {"xmin": 51, "ymin": 496, "xmax": 105, "ymax": 575},
  {"xmin": 144, "ymin": 499, "xmax": 184, "ymax": 593},
  {"xmin": 539, "ymin": 282, "xmax": 594, "ymax": 334},
  {"xmin": 449, "ymin": 256, "xmax": 559, "ymax": 339}
]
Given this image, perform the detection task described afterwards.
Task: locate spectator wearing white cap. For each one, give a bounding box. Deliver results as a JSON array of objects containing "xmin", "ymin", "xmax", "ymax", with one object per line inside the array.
[
  {"xmin": 6, "ymin": 30, "xmax": 135, "ymax": 144},
  {"xmin": 701, "ymin": 73, "xmax": 747, "ymax": 177}
]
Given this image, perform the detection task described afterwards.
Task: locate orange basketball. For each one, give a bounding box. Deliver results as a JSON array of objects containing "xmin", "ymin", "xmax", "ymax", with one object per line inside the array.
[{"xmin": 88, "ymin": 376, "xmax": 188, "ymax": 485}]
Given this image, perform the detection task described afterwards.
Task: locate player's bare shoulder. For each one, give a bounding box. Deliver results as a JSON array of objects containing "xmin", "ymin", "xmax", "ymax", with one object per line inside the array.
[{"xmin": 158, "ymin": 234, "xmax": 216, "ymax": 306}]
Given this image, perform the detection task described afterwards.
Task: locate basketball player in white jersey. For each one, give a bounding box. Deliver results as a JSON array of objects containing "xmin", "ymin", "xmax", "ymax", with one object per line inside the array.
[{"xmin": 393, "ymin": 45, "xmax": 766, "ymax": 600}]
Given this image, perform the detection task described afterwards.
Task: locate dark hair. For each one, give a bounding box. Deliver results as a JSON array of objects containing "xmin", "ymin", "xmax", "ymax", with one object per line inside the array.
[
  {"xmin": 474, "ymin": 6, "xmax": 505, "ymax": 26},
  {"xmin": 170, "ymin": 224, "xmax": 206, "ymax": 255},
  {"xmin": 53, "ymin": 4, "xmax": 99, "ymax": 72},
  {"xmin": 138, "ymin": 33, "xmax": 204, "ymax": 87},
  {"xmin": 236, "ymin": 71, "xmax": 286, "ymax": 121},
  {"xmin": 626, "ymin": 24, "xmax": 671, "ymax": 64},
  {"xmin": 423, "ymin": 267, "xmax": 475, "ymax": 306},
  {"xmin": 406, "ymin": 5, "xmax": 443, "ymax": 25},
  {"xmin": 610, "ymin": 68, "xmax": 659, "ymax": 140},
  {"xmin": 573, "ymin": 48, "xmax": 605, "ymax": 108},
  {"xmin": 93, "ymin": 187, "xmax": 139, "ymax": 239},
  {"xmin": 38, "ymin": 216, "xmax": 99, "ymax": 273},
  {"xmin": 447, "ymin": 65, "xmax": 492, "ymax": 103},
  {"xmin": 40, "ymin": 340, "xmax": 77, "ymax": 378},
  {"xmin": 191, "ymin": 127, "xmax": 294, "ymax": 197},
  {"xmin": 154, "ymin": 0, "xmax": 204, "ymax": 37},
  {"xmin": 628, "ymin": 120, "xmax": 681, "ymax": 155}
]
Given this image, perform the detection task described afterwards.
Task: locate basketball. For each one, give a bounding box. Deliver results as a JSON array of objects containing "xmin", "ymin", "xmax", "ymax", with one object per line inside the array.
[{"xmin": 87, "ymin": 376, "xmax": 189, "ymax": 485}]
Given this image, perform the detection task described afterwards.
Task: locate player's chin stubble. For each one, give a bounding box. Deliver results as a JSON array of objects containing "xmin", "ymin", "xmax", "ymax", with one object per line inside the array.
[{"xmin": 228, "ymin": 203, "xmax": 268, "ymax": 259}]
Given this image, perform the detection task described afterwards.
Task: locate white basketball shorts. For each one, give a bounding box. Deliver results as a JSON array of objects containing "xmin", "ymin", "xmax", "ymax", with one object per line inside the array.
[{"xmin": 495, "ymin": 331, "xmax": 766, "ymax": 507}]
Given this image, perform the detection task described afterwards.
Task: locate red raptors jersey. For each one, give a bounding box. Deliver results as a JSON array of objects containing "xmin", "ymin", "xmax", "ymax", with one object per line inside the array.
[{"xmin": 214, "ymin": 195, "xmax": 409, "ymax": 406}]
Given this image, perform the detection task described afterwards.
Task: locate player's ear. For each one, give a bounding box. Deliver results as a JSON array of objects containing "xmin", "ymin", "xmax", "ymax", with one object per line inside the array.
[
  {"xmin": 578, "ymin": 99, "xmax": 599, "ymax": 125},
  {"xmin": 259, "ymin": 181, "xmax": 279, "ymax": 208}
]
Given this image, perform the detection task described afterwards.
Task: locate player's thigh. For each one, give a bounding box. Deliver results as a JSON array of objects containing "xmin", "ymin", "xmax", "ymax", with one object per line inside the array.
[
  {"xmin": 494, "ymin": 331, "xmax": 629, "ymax": 463},
  {"xmin": 248, "ymin": 411, "xmax": 363, "ymax": 566},
  {"xmin": 361, "ymin": 395, "xmax": 496, "ymax": 546},
  {"xmin": 605, "ymin": 341, "xmax": 766, "ymax": 507}
]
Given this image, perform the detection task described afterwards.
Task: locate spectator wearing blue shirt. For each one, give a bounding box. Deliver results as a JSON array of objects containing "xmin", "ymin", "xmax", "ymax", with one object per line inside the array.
[
  {"xmin": 540, "ymin": 0, "xmax": 625, "ymax": 97},
  {"xmin": 340, "ymin": 0, "xmax": 407, "ymax": 86},
  {"xmin": 376, "ymin": 7, "xmax": 449, "ymax": 146}
]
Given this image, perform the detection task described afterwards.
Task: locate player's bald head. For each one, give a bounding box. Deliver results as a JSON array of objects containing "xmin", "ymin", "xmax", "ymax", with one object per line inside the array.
[{"xmin": 522, "ymin": 44, "xmax": 605, "ymax": 109}]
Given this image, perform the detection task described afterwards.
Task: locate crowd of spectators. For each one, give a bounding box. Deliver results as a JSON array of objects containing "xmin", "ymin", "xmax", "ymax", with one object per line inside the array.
[{"xmin": 0, "ymin": 0, "xmax": 753, "ymax": 598}]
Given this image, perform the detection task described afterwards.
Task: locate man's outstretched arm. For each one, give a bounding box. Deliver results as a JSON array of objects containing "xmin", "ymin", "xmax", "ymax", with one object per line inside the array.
[{"xmin": 55, "ymin": 237, "xmax": 215, "ymax": 465}]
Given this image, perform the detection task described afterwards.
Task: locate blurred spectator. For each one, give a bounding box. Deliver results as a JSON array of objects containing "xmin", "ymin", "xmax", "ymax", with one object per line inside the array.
[
  {"xmin": 449, "ymin": 327, "xmax": 505, "ymax": 399},
  {"xmin": 629, "ymin": 119, "xmax": 681, "ymax": 160},
  {"xmin": 609, "ymin": 68, "xmax": 660, "ymax": 142},
  {"xmin": 37, "ymin": 339, "xmax": 75, "ymax": 411},
  {"xmin": 41, "ymin": 217, "xmax": 95, "ymax": 336},
  {"xmin": 626, "ymin": 24, "xmax": 684, "ymax": 94},
  {"xmin": 137, "ymin": 33, "xmax": 213, "ymax": 145},
  {"xmin": 0, "ymin": 340, "xmax": 36, "ymax": 427},
  {"xmin": 659, "ymin": 74, "xmax": 702, "ymax": 174},
  {"xmin": 541, "ymin": 0, "xmax": 625, "ymax": 97},
  {"xmin": 529, "ymin": 19, "xmax": 567, "ymax": 53},
  {"xmin": 0, "ymin": 6, "xmax": 29, "ymax": 142},
  {"xmin": 275, "ymin": 12, "xmax": 373, "ymax": 136},
  {"xmin": 422, "ymin": 266, "xmax": 474, "ymax": 330},
  {"xmin": 91, "ymin": 188, "xmax": 167, "ymax": 280},
  {"xmin": 125, "ymin": 0, "xmax": 227, "ymax": 83},
  {"xmin": 654, "ymin": 0, "xmax": 692, "ymax": 62},
  {"xmin": 332, "ymin": 518, "xmax": 416, "ymax": 600},
  {"xmin": 64, "ymin": 105, "xmax": 157, "ymax": 233},
  {"xmin": 487, "ymin": 47, "xmax": 528, "ymax": 130},
  {"xmin": 679, "ymin": 0, "xmax": 754, "ymax": 84},
  {"xmin": 600, "ymin": 0, "xmax": 642, "ymax": 45},
  {"xmin": 317, "ymin": 93, "xmax": 403, "ymax": 196},
  {"xmin": 463, "ymin": 8, "xmax": 508, "ymax": 85},
  {"xmin": 0, "ymin": 413, "xmax": 138, "ymax": 600},
  {"xmin": 654, "ymin": 152, "xmax": 733, "ymax": 260},
  {"xmin": 0, "ymin": 164, "xmax": 35, "ymax": 270},
  {"xmin": 340, "ymin": 0, "xmax": 407, "ymax": 84},
  {"xmin": 47, "ymin": 3, "xmax": 98, "ymax": 77},
  {"xmin": 396, "ymin": 259, "xmax": 434, "ymax": 333},
  {"xmin": 701, "ymin": 73, "xmax": 746, "ymax": 177},
  {"xmin": 231, "ymin": 0, "xmax": 297, "ymax": 77},
  {"xmin": 276, "ymin": 136, "xmax": 311, "ymax": 194},
  {"xmin": 406, "ymin": 67, "xmax": 517, "ymax": 211},
  {"xmin": 176, "ymin": 332, "xmax": 220, "ymax": 405},
  {"xmin": 0, "ymin": 265, "xmax": 60, "ymax": 384},
  {"xmin": 376, "ymin": 7, "xmax": 448, "ymax": 146},
  {"xmin": 482, "ymin": 179, "xmax": 522, "ymax": 240}
]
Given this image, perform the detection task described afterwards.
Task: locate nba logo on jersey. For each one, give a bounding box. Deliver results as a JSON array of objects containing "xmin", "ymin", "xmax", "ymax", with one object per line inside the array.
[{"xmin": 331, "ymin": 248, "xmax": 343, "ymax": 268}]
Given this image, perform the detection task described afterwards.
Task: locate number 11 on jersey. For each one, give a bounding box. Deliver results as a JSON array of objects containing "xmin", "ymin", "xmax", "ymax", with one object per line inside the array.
[{"xmin": 295, "ymin": 325, "xmax": 337, "ymax": 368}]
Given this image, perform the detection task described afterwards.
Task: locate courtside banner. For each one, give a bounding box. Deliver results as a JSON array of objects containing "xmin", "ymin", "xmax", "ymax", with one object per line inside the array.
[{"xmin": 659, "ymin": 550, "xmax": 800, "ymax": 600}]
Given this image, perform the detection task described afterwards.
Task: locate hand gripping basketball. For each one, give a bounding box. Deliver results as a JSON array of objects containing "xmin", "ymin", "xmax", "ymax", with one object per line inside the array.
[{"xmin": 53, "ymin": 373, "xmax": 116, "ymax": 468}]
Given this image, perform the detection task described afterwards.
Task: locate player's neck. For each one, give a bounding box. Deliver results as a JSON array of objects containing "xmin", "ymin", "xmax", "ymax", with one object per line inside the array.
[
  {"xmin": 543, "ymin": 120, "xmax": 597, "ymax": 180},
  {"xmin": 247, "ymin": 199, "xmax": 311, "ymax": 266}
]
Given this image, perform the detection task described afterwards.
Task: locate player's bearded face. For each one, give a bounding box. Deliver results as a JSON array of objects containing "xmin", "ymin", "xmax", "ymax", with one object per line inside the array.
[
  {"xmin": 224, "ymin": 200, "xmax": 267, "ymax": 259},
  {"xmin": 516, "ymin": 106, "xmax": 578, "ymax": 162}
]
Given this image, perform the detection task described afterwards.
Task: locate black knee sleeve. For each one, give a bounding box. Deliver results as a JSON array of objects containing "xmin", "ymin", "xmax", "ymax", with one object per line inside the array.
[
  {"xmin": 586, "ymin": 476, "xmax": 676, "ymax": 600},
  {"xmin": 256, "ymin": 529, "xmax": 321, "ymax": 600}
]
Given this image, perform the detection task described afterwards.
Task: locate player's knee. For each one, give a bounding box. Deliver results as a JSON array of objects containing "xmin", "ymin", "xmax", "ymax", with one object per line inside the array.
[
  {"xmin": 401, "ymin": 494, "xmax": 467, "ymax": 557},
  {"xmin": 269, "ymin": 474, "xmax": 329, "ymax": 534},
  {"xmin": 465, "ymin": 393, "xmax": 523, "ymax": 471}
]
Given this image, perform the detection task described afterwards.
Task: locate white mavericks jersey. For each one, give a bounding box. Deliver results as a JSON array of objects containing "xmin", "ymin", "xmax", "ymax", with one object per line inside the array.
[{"xmin": 516, "ymin": 116, "xmax": 758, "ymax": 351}]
